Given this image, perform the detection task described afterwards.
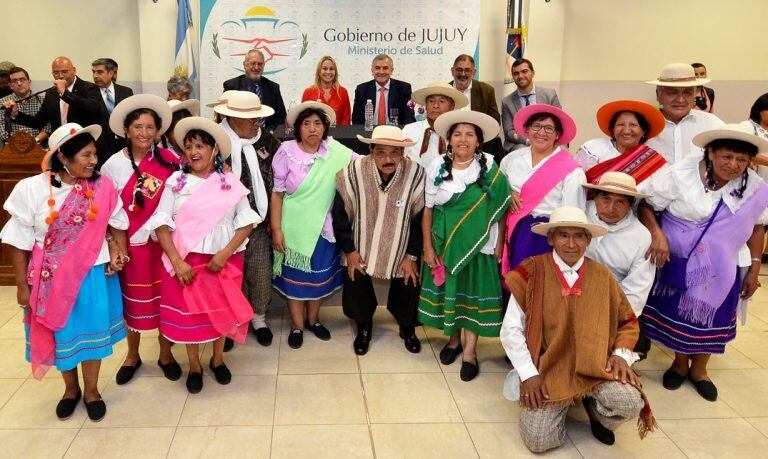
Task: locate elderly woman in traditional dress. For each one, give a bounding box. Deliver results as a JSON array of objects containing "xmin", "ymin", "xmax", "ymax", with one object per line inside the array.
[
  {"xmin": 640, "ymin": 124, "xmax": 768, "ymax": 401},
  {"xmin": 575, "ymin": 100, "xmax": 667, "ymax": 185},
  {"xmin": 101, "ymin": 94, "xmax": 182, "ymax": 386},
  {"xmin": 419, "ymin": 110, "xmax": 511, "ymax": 381},
  {"xmin": 271, "ymin": 102, "xmax": 356, "ymax": 349},
  {"xmin": 0, "ymin": 123, "xmax": 129, "ymax": 421},
  {"xmin": 499, "ymin": 104, "xmax": 585, "ymax": 278}
]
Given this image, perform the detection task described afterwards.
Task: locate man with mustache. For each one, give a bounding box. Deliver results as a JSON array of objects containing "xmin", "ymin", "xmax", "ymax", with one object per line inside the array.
[
  {"xmin": 449, "ymin": 54, "xmax": 500, "ymax": 122},
  {"xmin": 332, "ymin": 125, "xmax": 425, "ymax": 355}
]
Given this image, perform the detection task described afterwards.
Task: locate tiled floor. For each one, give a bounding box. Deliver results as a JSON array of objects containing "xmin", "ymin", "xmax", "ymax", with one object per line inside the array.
[{"xmin": 3, "ymin": 277, "xmax": 768, "ymax": 459}]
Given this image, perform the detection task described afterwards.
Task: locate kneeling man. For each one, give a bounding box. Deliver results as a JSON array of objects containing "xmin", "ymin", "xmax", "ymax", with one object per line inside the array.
[
  {"xmin": 501, "ymin": 207, "xmax": 654, "ymax": 452},
  {"xmin": 333, "ymin": 126, "xmax": 425, "ymax": 355}
]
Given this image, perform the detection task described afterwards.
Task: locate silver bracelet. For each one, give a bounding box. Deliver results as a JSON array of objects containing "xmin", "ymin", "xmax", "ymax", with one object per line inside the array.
[{"xmin": 751, "ymin": 257, "xmax": 762, "ymax": 264}]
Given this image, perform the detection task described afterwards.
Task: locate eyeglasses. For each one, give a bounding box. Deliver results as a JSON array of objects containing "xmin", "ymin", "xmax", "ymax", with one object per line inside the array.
[
  {"xmin": 10, "ymin": 77, "xmax": 28, "ymax": 85},
  {"xmin": 453, "ymin": 67, "xmax": 474, "ymax": 74},
  {"xmin": 528, "ymin": 123, "xmax": 557, "ymax": 134}
]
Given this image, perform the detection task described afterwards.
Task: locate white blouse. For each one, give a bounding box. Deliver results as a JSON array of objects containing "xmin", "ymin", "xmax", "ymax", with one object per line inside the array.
[
  {"xmin": 425, "ymin": 153, "xmax": 498, "ymax": 254},
  {"xmin": 148, "ymin": 171, "xmax": 260, "ymax": 254},
  {"xmin": 574, "ymin": 137, "xmax": 620, "ymax": 172},
  {"xmin": 499, "ymin": 146, "xmax": 586, "ymax": 217},
  {"xmin": 739, "ymin": 120, "xmax": 768, "ymax": 182},
  {"xmin": 0, "ymin": 173, "xmax": 129, "ymax": 266},
  {"xmin": 402, "ymin": 119, "xmax": 442, "ymax": 169}
]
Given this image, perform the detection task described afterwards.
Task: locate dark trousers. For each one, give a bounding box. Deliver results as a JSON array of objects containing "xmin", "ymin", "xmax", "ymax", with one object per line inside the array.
[{"xmin": 341, "ymin": 270, "xmax": 420, "ymax": 328}]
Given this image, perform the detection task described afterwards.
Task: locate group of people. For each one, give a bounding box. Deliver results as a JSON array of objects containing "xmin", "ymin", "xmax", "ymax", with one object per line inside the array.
[{"xmin": 1, "ymin": 50, "xmax": 768, "ymax": 455}]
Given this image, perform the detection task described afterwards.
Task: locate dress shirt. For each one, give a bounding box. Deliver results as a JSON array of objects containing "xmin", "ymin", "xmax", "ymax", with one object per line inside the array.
[
  {"xmin": 500, "ymin": 251, "xmax": 639, "ymax": 381},
  {"xmin": 645, "ymin": 109, "xmax": 724, "ymax": 165},
  {"xmin": 60, "ymin": 78, "xmax": 76, "ymax": 125},
  {"xmin": 100, "ymin": 83, "xmax": 115, "ymax": 107},
  {"xmin": 518, "ymin": 86, "xmax": 537, "ymax": 107},
  {"xmin": 0, "ymin": 92, "xmax": 49, "ymax": 141},
  {"xmin": 453, "ymin": 80, "xmax": 472, "ymax": 112},
  {"xmin": 402, "ymin": 119, "xmax": 441, "ymax": 168},
  {"xmin": 373, "ymin": 80, "xmax": 390, "ymax": 125}
]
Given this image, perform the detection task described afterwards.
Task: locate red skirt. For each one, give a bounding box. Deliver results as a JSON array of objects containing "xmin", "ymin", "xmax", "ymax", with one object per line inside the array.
[{"xmin": 120, "ymin": 240, "xmax": 165, "ymax": 331}]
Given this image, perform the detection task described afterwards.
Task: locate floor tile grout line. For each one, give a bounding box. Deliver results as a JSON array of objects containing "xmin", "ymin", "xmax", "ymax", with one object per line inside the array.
[
  {"xmin": 269, "ymin": 321, "xmax": 283, "ymax": 459},
  {"xmin": 352, "ymin": 319, "xmax": 378, "ymax": 459},
  {"xmin": 164, "ymin": 342, "xmax": 202, "ymax": 459}
]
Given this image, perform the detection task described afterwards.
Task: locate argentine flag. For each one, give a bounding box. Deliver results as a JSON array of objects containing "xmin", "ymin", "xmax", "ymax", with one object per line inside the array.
[{"xmin": 175, "ymin": 0, "xmax": 196, "ymax": 93}]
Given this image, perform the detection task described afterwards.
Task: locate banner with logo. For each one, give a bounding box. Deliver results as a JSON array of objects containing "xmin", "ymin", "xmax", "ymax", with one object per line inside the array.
[{"xmin": 199, "ymin": 0, "xmax": 481, "ymax": 118}]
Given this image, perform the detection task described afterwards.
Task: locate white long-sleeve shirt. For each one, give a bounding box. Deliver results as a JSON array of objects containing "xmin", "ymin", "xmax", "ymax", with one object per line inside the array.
[{"xmin": 644, "ymin": 109, "xmax": 724, "ymax": 165}]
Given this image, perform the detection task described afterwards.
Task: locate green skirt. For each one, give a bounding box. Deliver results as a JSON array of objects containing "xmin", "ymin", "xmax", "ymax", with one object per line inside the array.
[{"xmin": 418, "ymin": 253, "xmax": 503, "ymax": 337}]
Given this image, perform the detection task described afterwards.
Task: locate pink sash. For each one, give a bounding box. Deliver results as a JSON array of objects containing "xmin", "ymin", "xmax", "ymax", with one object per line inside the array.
[
  {"xmin": 500, "ymin": 149, "xmax": 579, "ymax": 276},
  {"xmin": 161, "ymin": 173, "xmax": 249, "ymax": 275},
  {"xmin": 121, "ymin": 147, "xmax": 179, "ymax": 240},
  {"xmin": 26, "ymin": 176, "xmax": 118, "ymax": 379}
]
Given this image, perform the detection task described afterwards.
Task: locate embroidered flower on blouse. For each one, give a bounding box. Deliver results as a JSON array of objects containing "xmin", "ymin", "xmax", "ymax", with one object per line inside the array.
[
  {"xmin": 41, "ymin": 270, "xmax": 50, "ymax": 278},
  {"xmin": 74, "ymin": 184, "xmax": 82, "ymax": 191},
  {"xmin": 72, "ymin": 215, "xmax": 83, "ymax": 223},
  {"xmin": 27, "ymin": 270, "xmax": 34, "ymax": 278}
]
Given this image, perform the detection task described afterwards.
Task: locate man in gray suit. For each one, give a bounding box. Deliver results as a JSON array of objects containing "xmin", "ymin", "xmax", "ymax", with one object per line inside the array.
[{"xmin": 501, "ymin": 58, "xmax": 561, "ymax": 152}]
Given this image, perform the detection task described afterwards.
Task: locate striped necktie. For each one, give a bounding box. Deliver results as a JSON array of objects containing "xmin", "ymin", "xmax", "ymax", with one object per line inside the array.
[{"xmin": 105, "ymin": 88, "xmax": 115, "ymax": 114}]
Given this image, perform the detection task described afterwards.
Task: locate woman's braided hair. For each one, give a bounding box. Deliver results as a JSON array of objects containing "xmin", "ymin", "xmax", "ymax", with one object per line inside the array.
[
  {"xmin": 124, "ymin": 108, "xmax": 178, "ymax": 208},
  {"xmin": 434, "ymin": 122, "xmax": 493, "ymax": 197}
]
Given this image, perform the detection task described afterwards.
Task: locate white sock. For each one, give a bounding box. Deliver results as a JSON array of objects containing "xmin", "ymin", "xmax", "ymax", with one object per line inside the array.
[{"xmin": 251, "ymin": 313, "xmax": 268, "ymax": 330}]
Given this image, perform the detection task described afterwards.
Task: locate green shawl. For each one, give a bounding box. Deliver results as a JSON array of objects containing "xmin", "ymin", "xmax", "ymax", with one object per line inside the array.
[
  {"xmin": 273, "ymin": 139, "xmax": 353, "ymax": 276},
  {"xmin": 432, "ymin": 162, "xmax": 511, "ymax": 276}
]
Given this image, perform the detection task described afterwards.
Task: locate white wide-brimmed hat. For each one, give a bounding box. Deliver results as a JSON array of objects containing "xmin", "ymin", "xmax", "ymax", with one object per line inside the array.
[
  {"xmin": 213, "ymin": 91, "xmax": 274, "ymax": 119},
  {"xmin": 286, "ymin": 101, "xmax": 336, "ymax": 127},
  {"xmin": 109, "ymin": 94, "xmax": 173, "ymax": 138},
  {"xmin": 43, "ymin": 123, "xmax": 102, "ymax": 172},
  {"xmin": 356, "ymin": 125, "xmax": 416, "ymax": 148},
  {"xmin": 411, "ymin": 82, "xmax": 469, "ymax": 109},
  {"xmin": 205, "ymin": 90, "xmax": 239, "ymax": 108},
  {"xmin": 433, "ymin": 110, "xmax": 499, "ymax": 142},
  {"xmin": 693, "ymin": 123, "xmax": 768, "ymax": 154},
  {"xmin": 168, "ymin": 98, "xmax": 200, "ymax": 115},
  {"xmin": 173, "ymin": 117, "xmax": 233, "ymax": 160},
  {"xmin": 645, "ymin": 63, "xmax": 711, "ymax": 87},
  {"xmin": 582, "ymin": 171, "xmax": 651, "ymax": 198},
  {"xmin": 531, "ymin": 206, "xmax": 608, "ymax": 237}
]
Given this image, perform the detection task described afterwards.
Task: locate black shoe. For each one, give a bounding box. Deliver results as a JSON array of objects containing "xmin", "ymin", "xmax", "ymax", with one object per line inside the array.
[
  {"xmin": 582, "ymin": 398, "xmax": 615, "ymax": 445},
  {"xmin": 662, "ymin": 368, "xmax": 687, "ymax": 390},
  {"xmin": 84, "ymin": 397, "xmax": 106, "ymax": 422},
  {"xmin": 305, "ymin": 321, "xmax": 331, "ymax": 341},
  {"xmin": 115, "ymin": 357, "xmax": 142, "ymax": 385},
  {"xmin": 56, "ymin": 391, "xmax": 81, "ymax": 420},
  {"xmin": 689, "ymin": 376, "xmax": 718, "ymax": 401},
  {"xmin": 186, "ymin": 371, "xmax": 204, "ymax": 394},
  {"xmin": 460, "ymin": 359, "xmax": 479, "ymax": 381},
  {"xmin": 353, "ymin": 322, "xmax": 372, "ymax": 355},
  {"xmin": 439, "ymin": 344, "xmax": 463, "ymax": 365},
  {"xmin": 399, "ymin": 327, "xmax": 421, "ymax": 353},
  {"xmin": 288, "ymin": 329, "xmax": 303, "ymax": 349},
  {"xmin": 157, "ymin": 359, "xmax": 182, "ymax": 381},
  {"xmin": 223, "ymin": 337, "xmax": 235, "ymax": 353},
  {"xmin": 255, "ymin": 327, "xmax": 273, "ymax": 346},
  {"xmin": 209, "ymin": 359, "xmax": 232, "ymax": 385}
]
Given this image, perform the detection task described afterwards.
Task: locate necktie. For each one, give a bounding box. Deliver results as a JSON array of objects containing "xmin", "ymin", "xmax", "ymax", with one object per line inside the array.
[
  {"xmin": 420, "ymin": 128, "xmax": 445, "ymax": 156},
  {"xmin": 105, "ymin": 88, "xmax": 115, "ymax": 114},
  {"xmin": 249, "ymin": 80, "xmax": 262, "ymax": 99},
  {"xmin": 522, "ymin": 94, "xmax": 532, "ymax": 106},
  {"xmin": 377, "ymin": 86, "xmax": 387, "ymax": 126}
]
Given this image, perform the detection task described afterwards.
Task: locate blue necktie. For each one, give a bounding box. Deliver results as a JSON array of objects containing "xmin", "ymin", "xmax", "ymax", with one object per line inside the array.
[
  {"xmin": 105, "ymin": 88, "xmax": 115, "ymax": 114},
  {"xmin": 248, "ymin": 81, "xmax": 262, "ymax": 99}
]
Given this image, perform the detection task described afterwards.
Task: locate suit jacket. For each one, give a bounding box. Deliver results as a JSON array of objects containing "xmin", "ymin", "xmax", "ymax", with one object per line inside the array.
[
  {"xmin": 97, "ymin": 83, "xmax": 134, "ymax": 155},
  {"xmin": 501, "ymin": 86, "xmax": 561, "ymax": 152},
  {"xmin": 351, "ymin": 78, "xmax": 416, "ymax": 126},
  {"xmin": 448, "ymin": 79, "xmax": 501, "ymax": 123},
  {"xmin": 223, "ymin": 75, "xmax": 286, "ymax": 130}
]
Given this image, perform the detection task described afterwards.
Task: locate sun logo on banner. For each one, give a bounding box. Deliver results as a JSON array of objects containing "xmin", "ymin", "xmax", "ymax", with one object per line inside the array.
[{"xmin": 210, "ymin": 5, "xmax": 308, "ymax": 76}]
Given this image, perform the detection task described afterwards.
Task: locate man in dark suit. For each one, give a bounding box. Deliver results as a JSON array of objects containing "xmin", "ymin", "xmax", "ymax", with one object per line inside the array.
[
  {"xmin": 92, "ymin": 58, "xmax": 133, "ymax": 155},
  {"xmin": 222, "ymin": 49, "xmax": 286, "ymax": 131},
  {"xmin": 449, "ymin": 54, "xmax": 500, "ymax": 122},
  {"xmin": 352, "ymin": 54, "xmax": 415, "ymax": 126}
]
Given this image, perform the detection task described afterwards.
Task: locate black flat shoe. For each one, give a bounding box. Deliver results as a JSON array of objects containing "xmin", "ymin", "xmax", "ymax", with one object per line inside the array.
[
  {"xmin": 305, "ymin": 321, "xmax": 331, "ymax": 341},
  {"xmin": 399, "ymin": 327, "xmax": 421, "ymax": 353},
  {"xmin": 84, "ymin": 397, "xmax": 106, "ymax": 422},
  {"xmin": 255, "ymin": 327, "xmax": 273, "ymax": 346},
  {"xmin": 689, "ymin": 376, "xmax": 718, "ymax": 401},
  {"xmin": 439, "ymin": 344, "xmax": 463, "ymax": 365},
  {"xmin": 157, "ymin": 359, "xmax": 182, "ymax": 381},
  {"xmin": 223, "ymin": 337, "xmax": 235, "ymax": 352},
  {"xmin": 582, "ymin": 398, "xmax": 615, "ymax": 445},
  {"xmin": 56, "ymin": 391, "xmax": 81, "ymax": 420},
  {"xmin": 288, "ymin": 329, "xmax": 303, "ymax": 349},
  {"xmin": 115, "ymin": 357, "xmax": 142, "ymax": 385},
  {"xmin": 186, "ymin": 371, "xmax": 203, "ymax": 394},
  {"xmin": 460, "ymin": 359, "xmax": 479, "ymax": 381},
  {"xmin": 662, "ymin": 368, "xmax": 687, "ymax": 390},
  {"xmin": 209, "ymin": 359, "xmax": 232, "ymax": 385},
  {"xmin": 353, "ymin": 322, "xmax": 372, "ymax": 355}
]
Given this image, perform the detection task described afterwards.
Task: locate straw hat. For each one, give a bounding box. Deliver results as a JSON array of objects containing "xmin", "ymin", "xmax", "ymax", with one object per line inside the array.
[
  {"xmin": 411, "ymin": 82, "xmax": 469, "ymax": 109},
  {"xmin": 513, "ymin": 104, "xmax": 577, "ymax": 146},
  {"xmin": 645, "ymin": 63, "xmax": 711, "ymax": 87},
  {"xmin": 205, "ymin": 90, "xmax": 239, "ymax": 108},
  {"xmin": 356, "ymin": 125, "xmax": 416, "ymax": 147},
  {"xmin": 109, "ymin": 94, "xmax": 173, "ymax": 137},
  {"xmin": 173, "ymin": 117, "xmax": 232, "ymax": 160},
  {"xmin": 213, "ymin": 91, "xmax": 274, "ymax": 119},
  {"xmin": 168, "ymin": 98, "xmax": 200, "ymax": 115},
  {"xmin": 43, "ymin": 123, "xmax": 102, "ymax": 172},
  {"xmin": 531, "ymin": 206, "xmax": 607, "ymax": 237},
  {"xmin": 433, "ymin": 110, "xmax": 499, "ymax": 142},
  {"xmin": 582, "ymin": 171, "xmax": 651, "ymax": 198},
  {"xmin": 693, "ymin": 123, "xmax": 768, "ymax": 154},
  {"xmin": 286, "ymin": 101, "xmax": 336, "ymax": 127},
  {"xmin": 596, "ymin": 100, "xmax": 666, "ymax": 140}
]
